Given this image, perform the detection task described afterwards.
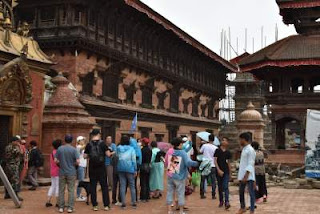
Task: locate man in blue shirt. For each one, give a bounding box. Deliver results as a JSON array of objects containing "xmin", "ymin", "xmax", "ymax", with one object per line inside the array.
[
  {"xmin": 55, "ymin": 134, "xmax": 80, "ymax": 213},
  {"xmin": 105, "ymin": 136, "xmax": 116, "ymax": 190},
  {"xmin": 237, "ymin": 132, "xmax": 256, "ymax": 214}
]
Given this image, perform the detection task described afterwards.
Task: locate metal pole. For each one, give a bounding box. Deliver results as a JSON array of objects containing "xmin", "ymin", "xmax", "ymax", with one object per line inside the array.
[{"xmin": 0, "ymin": 165, "xmax": 21, "ymax": 208}]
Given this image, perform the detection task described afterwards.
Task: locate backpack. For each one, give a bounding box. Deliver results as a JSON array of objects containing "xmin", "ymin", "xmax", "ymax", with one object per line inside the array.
[
  {"xmin": 35, "ymin": 150, "xmax": 44, "ymax": 167},
  {"xmin": 89, "ymin": 141, "xmax": 105, "ymax": 165}
]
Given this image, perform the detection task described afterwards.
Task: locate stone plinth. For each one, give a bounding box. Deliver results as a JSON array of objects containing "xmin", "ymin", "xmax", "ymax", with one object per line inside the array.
[
  {"xmin": 42, "ymin": 73, "xmax": 95, "ymax": 177},
  {"xmin": 237, "ymin": 102, "xmax": 265, "ymax": 147}
]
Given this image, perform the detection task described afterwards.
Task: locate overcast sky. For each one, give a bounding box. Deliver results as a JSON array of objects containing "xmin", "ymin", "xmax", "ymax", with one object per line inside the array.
[{"xmin": 140, "ymin": 0, "xmax": 296, "ymax": 60}]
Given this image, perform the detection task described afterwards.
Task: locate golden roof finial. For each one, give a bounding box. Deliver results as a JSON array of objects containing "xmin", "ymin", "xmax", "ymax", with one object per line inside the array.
[{"xmin": 3, "ymin": 8, "xmax": 12, "ymax": 30}]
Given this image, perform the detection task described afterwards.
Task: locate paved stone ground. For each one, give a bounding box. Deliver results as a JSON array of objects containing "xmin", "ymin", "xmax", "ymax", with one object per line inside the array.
[{"xmin": 1, "ymin": 186, "xmax": 320, "ymax": 214}]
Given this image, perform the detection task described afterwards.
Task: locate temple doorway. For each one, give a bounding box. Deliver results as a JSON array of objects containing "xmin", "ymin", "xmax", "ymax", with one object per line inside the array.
[
  {"xmin": 0, "ymin": 115, "xmax": 13, "ymax": 164},
  {"xmin": 276, "ymin": 117, "xmax": 302, "ymax": 149}
]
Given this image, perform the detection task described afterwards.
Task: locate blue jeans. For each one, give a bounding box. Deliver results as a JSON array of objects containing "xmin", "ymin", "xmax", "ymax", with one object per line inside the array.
[
  {"xmin": 217, "ymin": 173, "xmax": 229, "ymax": 203},
  {"xmin": 239, "ymin": 180, "xmax": 255, "ymax": 212},
  {"xmin": 166, "ymin": 177, "xmax": 186, "ymax": 206},
  {"xmin": 200, "ymin": 167, "xmax": 217, "ymax": 197},
  {"xmin": 77, "ymin": 166, "xmax": 85, "ymax": 197},
  {"xmin": 119, "ymin": 172, "xmax": 136, "ymax": 206}
]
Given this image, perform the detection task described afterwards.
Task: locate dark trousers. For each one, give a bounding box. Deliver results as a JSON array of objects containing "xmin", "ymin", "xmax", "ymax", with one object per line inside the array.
[
  {"xmin": 217, "ymin": 172, "xmax": 230, "ymax": 203},
  {"xmin": 239, "ymin": 180, "xmax": 255, "ymax": 212},
  {"xmin": 140, "ymin": 171, "xmax": 150, "ymax": 200},
  {"xmin": 255, "ymin": 174, "xmax": 267, "ymax": 199},
  {"xmin": 112, "ymin": 172, "xmax": 121, "ymax": 203},
  {"xmin": 90, "ymin": 174, "xmax": 110, "ymax": 207},
  {"xmin": 200, "ymin": 167, "xmax": 217, "ymax": 197}
]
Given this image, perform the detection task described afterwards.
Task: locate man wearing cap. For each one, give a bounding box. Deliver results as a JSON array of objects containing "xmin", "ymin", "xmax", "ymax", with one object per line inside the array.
[
  {"xmin": 76, "ymin": 136, "xmax": 87, "ymax": 202},
  {"xmin": 55, "ymin": 134, "xmax": 80, "ymax": 213},
  {"xmin": 84, "ymin": 129, "xmax": 111, "ymax": 211},
  {"xmin": 139, "ymin": 138, "xmax": 152, "ymax": 202},
  {"xmin": 4, "ymin": 136, "xmax": 23, "ymax": 201}
]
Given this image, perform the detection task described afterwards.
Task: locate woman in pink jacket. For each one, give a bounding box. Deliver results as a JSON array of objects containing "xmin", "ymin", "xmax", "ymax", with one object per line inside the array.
[{"xmin": 46, "ymin": 139, "xmax": 62, "ymax": 207}]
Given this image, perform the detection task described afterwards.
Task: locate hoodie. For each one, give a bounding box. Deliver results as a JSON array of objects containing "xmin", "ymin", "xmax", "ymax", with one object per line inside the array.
[
  {"xmin": 165, "ymin": 149, "xmax": 198, "ymax": 180},
  {"xmin": 117, "ymin": 145, "xmax": 137, "ymax": 174}
]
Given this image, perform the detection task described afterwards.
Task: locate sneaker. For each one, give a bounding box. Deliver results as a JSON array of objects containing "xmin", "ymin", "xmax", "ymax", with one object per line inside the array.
[
  {"xmin": 46, "ymin": 202, "xmax": 53, "ymax": 207},
  {"xmin": 4, "ymin": 194, "xmax": 11, "ymax": 199},
  {"xmin": 93, "ymin": 206, "xmax": 99, "ymax": 211},
  {"xmin": 115, "ymin": 202, "xmax": 122, "ymax": 206},
  {"xmin": 29, "ymin": 186, "xmax": 37, "ymax": 191},
  {"xmin": 121, "ymin": 205, "xmax": 127, "ymax": 210},
  {"xmin": 140, "ymin": 200, "xmax": 147, "ymax": 203},
  {"xmin": 200, "ymin": 195, "xmax": 206, "ymax": 199},
  {"xmin": 219, "ymin": 202, "xmax": 224, "ymax": 208},
  {"xmin": 104, "ymin": 206, "xmax": 110, "ymax": 211},
  {"xmin": 212, "ymin": 195, "xmax": 217, "ymax": 200},
  {"xmin": 67, "ymin": 208, "xmax": 73, "ymax": 213},
  {"xmin": 58, "ymin": 208, "xmax": 64, "ymax": 213},
  {"xmin": 132, "ymin": 204, "xmax": 137, "ymax": 209},
  {"xmin": 76, "ymin": 196, "xmax": 86, "ymax": 202},
  {"xmin": 225, "ymin": 203, "xmax": 231, "ymax": 210}
]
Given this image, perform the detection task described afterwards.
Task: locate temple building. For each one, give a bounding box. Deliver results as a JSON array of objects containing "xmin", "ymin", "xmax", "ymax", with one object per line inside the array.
[
  {"xmin": 238, "ymin": 0, "xmax": 320, "ymax": 165},
  {"xmin": 14, "ymin": 0, "xmax": 236, "ymax": 146},
  {"xmin": 0, "ymin": 1, "xmax": 52, "ymax": 161}
]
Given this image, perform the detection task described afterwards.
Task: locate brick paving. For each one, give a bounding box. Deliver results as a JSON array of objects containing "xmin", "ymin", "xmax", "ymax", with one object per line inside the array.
[{"xmin": 1, "ymin": 186, "xmax": 320, "ymax": 214}]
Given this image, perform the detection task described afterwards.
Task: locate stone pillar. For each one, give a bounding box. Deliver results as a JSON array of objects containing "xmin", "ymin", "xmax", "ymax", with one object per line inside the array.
[
  {"xmin": 237, "ymin": 102, "xmax": 265, "ymax": 148},
  {"xmin": 42, "ymin": 73, "xmax": 95, "ymax": 177}
]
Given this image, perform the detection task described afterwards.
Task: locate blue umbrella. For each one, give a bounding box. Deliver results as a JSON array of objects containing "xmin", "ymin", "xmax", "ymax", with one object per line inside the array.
[
  {"xmin": 182, "ymin": 140, "xmax": 193, "ymax": 153},
  {"xmin": 213, "ymin": 137, "xmax": 221, "ymax": 146}
]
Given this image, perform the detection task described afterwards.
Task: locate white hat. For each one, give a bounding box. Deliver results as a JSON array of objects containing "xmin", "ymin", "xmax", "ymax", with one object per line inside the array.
[
  {"xmin": 182, "ymin": 137, "xmax": 188, "ymax": 142},
  {"xmin": 77, "ymin": 136, "xmax": 85, "ymax": 142}
]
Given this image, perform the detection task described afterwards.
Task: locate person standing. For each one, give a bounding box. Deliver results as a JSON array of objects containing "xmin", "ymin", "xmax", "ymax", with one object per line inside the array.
[
  {"xmin": 166, "ymin": 137, "xmax": 198, "ymax": 214},
  {"xmin": 76, "ymin": 136, "xmax": 87, "ymax": 202},
  {"xmin": 149, "ymin": 141, "xmax": 165, "ymax": 199},
  {"xmin": 18, "ymin": 138, "xmax": 28, "ymax": 192},
  {"xmin": 46, "ymin": 139, "xmax": 62, "ymax": 207},
  {"xmin": 199, "ymin": 134, "xmax": 218, "ymax": 199},
  {"xmin": 214, "ymin": 137, "xmax": 232, "ymax": 210},
  {"xmin": 139, "ymin": 138, "xmax": 152, "ymax": 202},
  {"xmin": 105, "ymin": 136, "xmax": 116, "ymax": 190},
  {"xmin": 4, "ymin": 136, "xmax": 23, "ymax": 201},
  {"xmin": 28, "ymin": 141, "xmax": 41, "ymax": 191},
  {"xmin": 55, "ymin": 134, "xmax": 80, "ymax": 213},
  {"xmin": 84, "ymin": 129, "xmax": 111, "ymax": 211},
  {"xmin": 251, "ymin": 141, "xmax": 268, "ymax": 203},
  {"xmin": 237, "ymin": 132, "xmax": 256, "ymax": 214},
  {"xmin": 117, "ymin": 135, "xmax": 137, "ymax": 209}
]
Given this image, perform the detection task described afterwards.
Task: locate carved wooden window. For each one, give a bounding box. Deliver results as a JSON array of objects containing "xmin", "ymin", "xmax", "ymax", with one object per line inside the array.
[
  {"xmin": 182, "ymin": 98, "xmax": 190, "ymax": 114},
  {"xmin": 40, "ymin": 7, "xmax": 55, "ymax": 22},
  {"xmin": 156, "ymin": 91, "xmax": 168, "ymax": 110},
  {"xmin": 207, "ymin": 99, "xmax": 214, "ymax": 119},
  {"xmin": 102, "ymin": 71, "xmax": 119, "ymax": 102},
  {"xmin": 74, "ymin": 7, "xmax": 86, "ymax": 25},
  {"xmin": 140, "ymin": 79, "xmax": 154, "ymax": 109},
  {"xmin": 169, "ymin": 87, "xmax": 179, "ymax": 113},
  {"xmin": 81, "ymin": 72, "xmax": 94, "ymax": 95},
  {"xmin": 139, "ymin": 127, "xmax": 152, "ymax": 139},
  {"xmin": 191, "ymin": 95, "xmax": 201, "ymax": 117},
  {"xmin": 155, "ymin": 134, "xmax": 164, "ymax": 142},
  {"xmin": 123, "ymin": 81, "xmax": 137, "ymax": 104},
  {"xmin": 167, "ymin": 125, "xmax": 179, "ymax": 143},
  {"xmin": 88, "ymin": 10, "xmax": 95, "ymax": 27}
]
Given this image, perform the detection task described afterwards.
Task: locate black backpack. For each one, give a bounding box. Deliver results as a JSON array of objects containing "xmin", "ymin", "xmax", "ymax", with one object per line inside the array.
[
  {"xmin": 89, "ymin": 141, "xmax": 105, "ymax": 165},
  {"xmin": 35, "ymin": 150, "xmax": 44, "ymax": 167}
]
